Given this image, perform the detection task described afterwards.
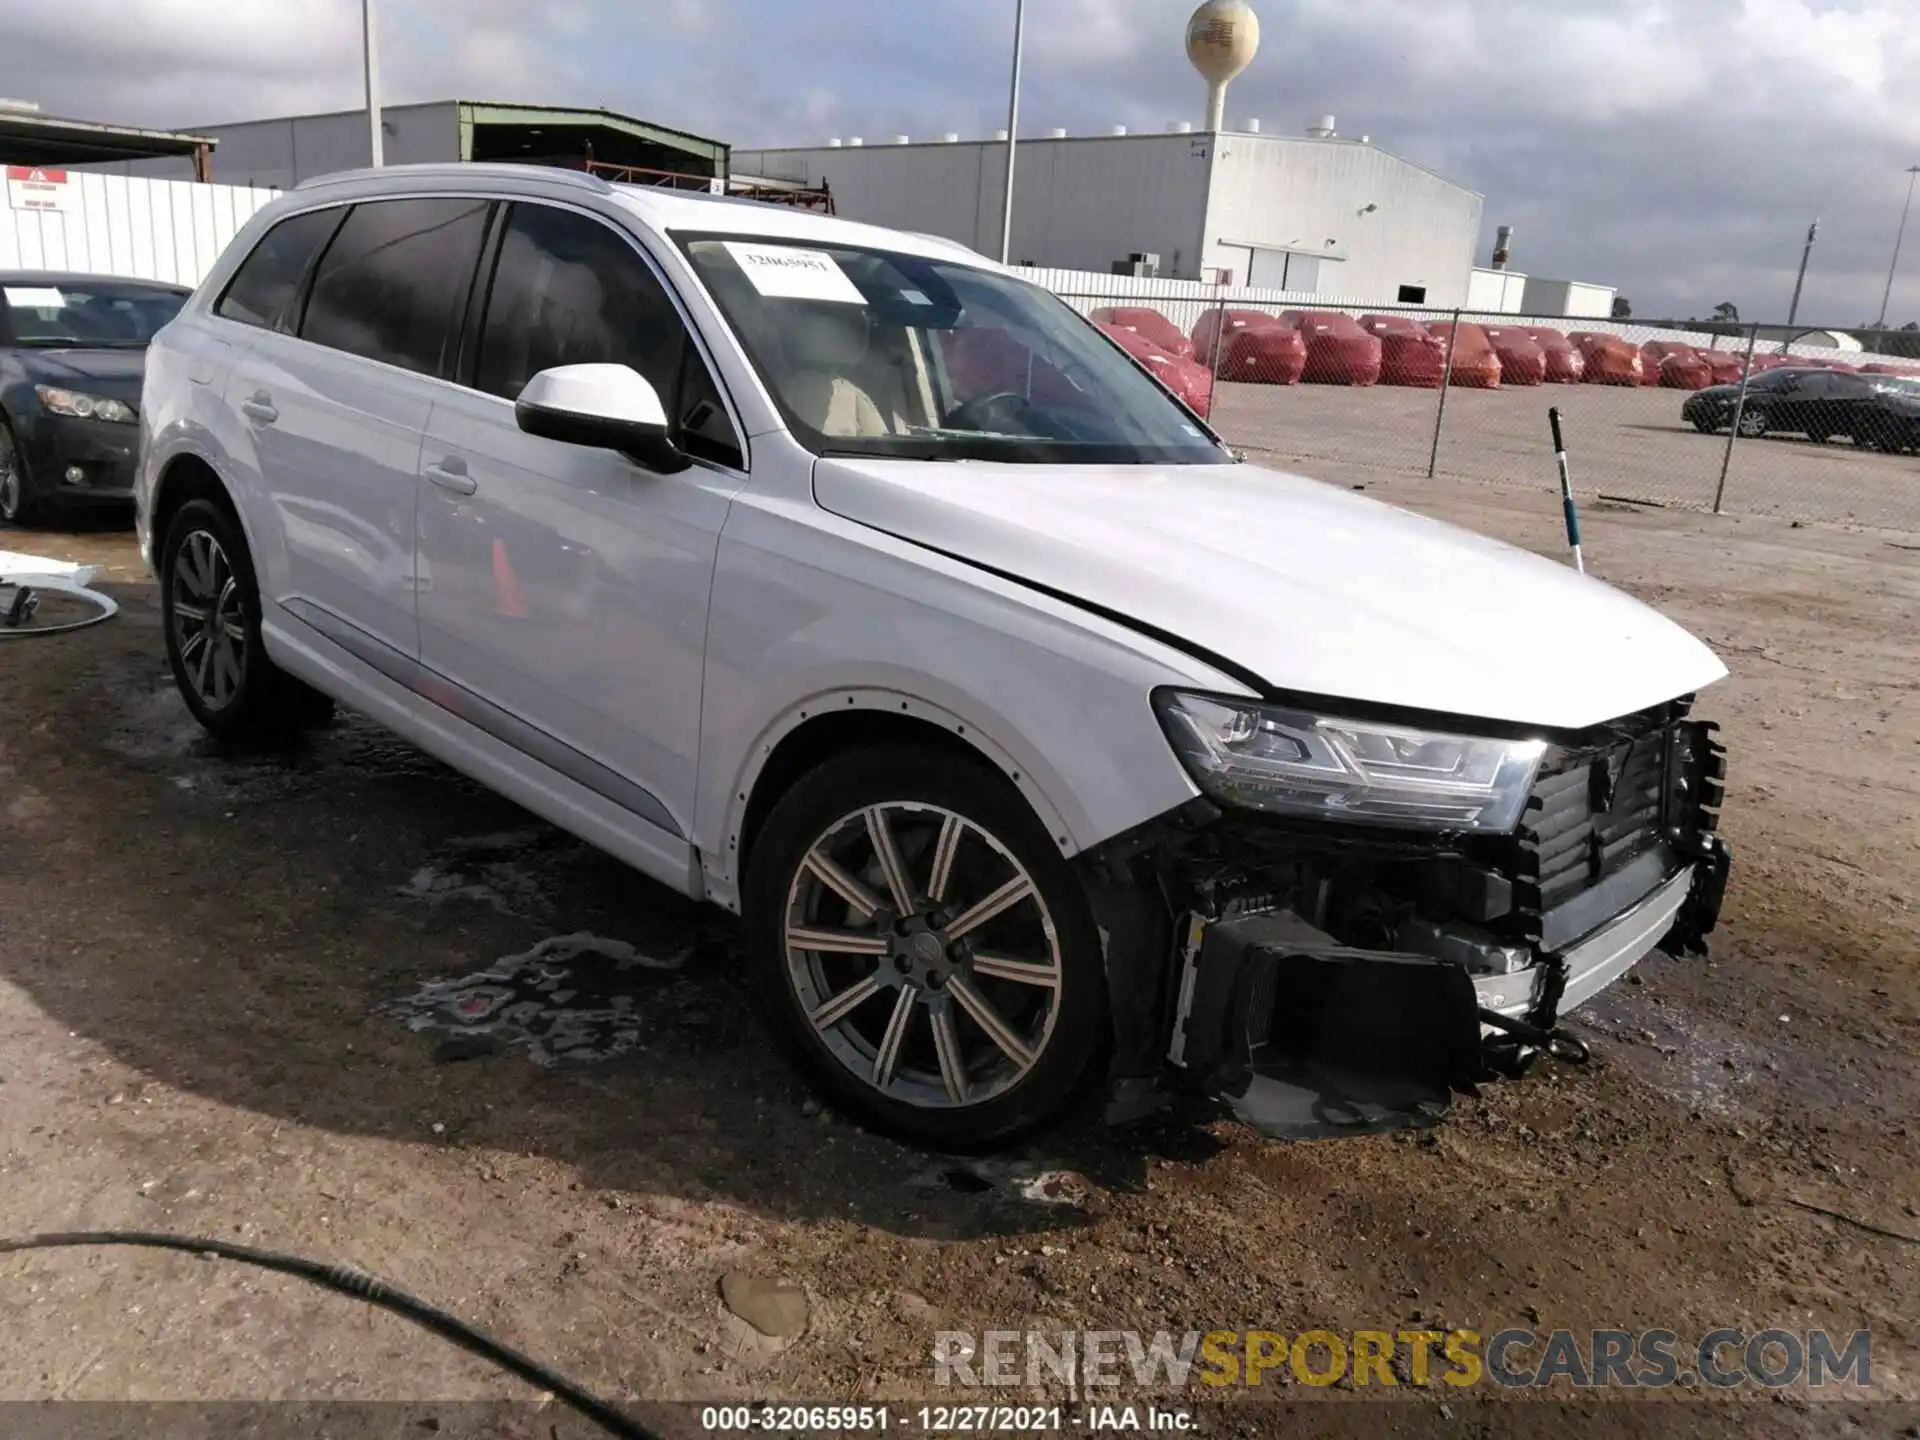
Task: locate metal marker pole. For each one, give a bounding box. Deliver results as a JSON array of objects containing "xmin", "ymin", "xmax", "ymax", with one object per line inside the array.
[
  {"xmin": 363, "ymin": 0, "xmax": 384, "ymax": 167},
  {"xmin": 1712, "ymin": 323, "xmax": 1760, "ymax": 515},
  {"xmin": 1549, "ymin": 407, "xmax": 1584, "ymax": 574},
  {"xmin": 1427, "ymin": 309, "xmax": 1458, "ymax": 479},
  {"xmin": 1874, "ymin": 166, "xmax": 1920, "ymax": 334},
  {"xmin": 997, "ymin": 0, "xmax": 1025, "ymax": 264}
]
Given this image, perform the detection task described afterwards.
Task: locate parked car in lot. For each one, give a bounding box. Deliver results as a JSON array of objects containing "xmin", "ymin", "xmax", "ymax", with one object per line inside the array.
[
  {"xmin": 1, "ymin": 271, "xmax": 189, "ymax": 525},
  {"xmin": 1682, "ymin": 367, "xmax": 1920, "ymax": 450},
  {"xmin": 137, "ymin": 164, "xmax": 1733, "ymax": 1145},
  {"xmin": 1358, "ymin": 314, "xmax": 1446, "ymax": 387},
  {"xmin": 1191, "ymin": 308, "xmax": 1306, "ymax": 384},
  {"xmin": 1089, "ymin": 306, "xmax": 1195, "ymax": 361},
  {"xmin": 1521, "ymin": 327, "xmax": 1586, "ymax": 384},
  {"xmin": 1093, "ymin": 319, "xmax": 1214, "ymax": 418}
]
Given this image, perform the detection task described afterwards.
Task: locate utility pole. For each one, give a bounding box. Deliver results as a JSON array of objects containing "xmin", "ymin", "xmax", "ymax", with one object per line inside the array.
[
  {"xmin": 363, "ymin": 0, "xmax": 384, "ymax": 167},
  {"xmin": 1785, "ymin": 217, "xmax": 1817, "ymax": 328},
  {"xmin": 1874, "ymin": 166, "xmax": 1920, "ymax": 333},
  {"xmin": 998, "ymin": 0, "xmax": 1025, "ymax": 264}
]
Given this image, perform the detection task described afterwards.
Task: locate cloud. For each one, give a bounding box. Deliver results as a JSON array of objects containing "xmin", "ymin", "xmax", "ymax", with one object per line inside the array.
[{"xmin": 1, "ymin": 0, "xmax": 1917, "ymax": 323}]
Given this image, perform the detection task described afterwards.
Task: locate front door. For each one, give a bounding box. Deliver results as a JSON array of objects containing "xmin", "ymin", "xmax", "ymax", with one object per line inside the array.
[{"xmin": 414, "ymin": 201, "xmax": 747, "ymax": 842}]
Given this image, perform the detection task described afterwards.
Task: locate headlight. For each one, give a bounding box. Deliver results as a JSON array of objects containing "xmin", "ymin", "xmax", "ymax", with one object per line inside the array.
[
  {"xmin": 1155, "ymin": 691, "xmax": 1546, "ymax": 833},
  {"xmin": 36, "ymin": 385, "xmax": 136, "ymax": 423}
]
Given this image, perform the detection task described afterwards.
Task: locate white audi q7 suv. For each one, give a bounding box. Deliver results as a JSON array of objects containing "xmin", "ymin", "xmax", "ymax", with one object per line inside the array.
[{"xmin": 136, "ymin": 164, "xmax": 1731, "ymax": 1146}]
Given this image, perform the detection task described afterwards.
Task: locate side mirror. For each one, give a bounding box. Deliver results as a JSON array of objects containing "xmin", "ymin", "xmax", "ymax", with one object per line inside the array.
[{"xmin": 514, "ymin": 364, "xmax": 688, "ymax": 472}]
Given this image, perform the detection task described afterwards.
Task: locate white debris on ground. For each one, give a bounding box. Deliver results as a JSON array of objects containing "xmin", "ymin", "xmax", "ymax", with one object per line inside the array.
[{"xmin": 0, "ymin": 549, "xmax": 100, "ymax": 585}]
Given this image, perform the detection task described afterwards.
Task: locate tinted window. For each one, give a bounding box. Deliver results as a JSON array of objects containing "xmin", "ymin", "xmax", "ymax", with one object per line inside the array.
[
  {"xmin": 301, "ymin": 198, "xmax": 491, "ymax": 376},
  {"xmin": 214, "ymin": 208, "xmax": 344, "ymax": 330},
  {"xmin": 476, "ymin": 203, "xmax": 740, "ymax": 467}
]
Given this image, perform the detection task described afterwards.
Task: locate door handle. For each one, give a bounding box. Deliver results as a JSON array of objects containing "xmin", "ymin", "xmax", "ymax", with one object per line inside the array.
[
  {"xmin": 239, "ymin": 391, "xmax": 278, "ymax": 425},
  {"xmin": 424, "ymin": 457, "xmax": 478, "ymax": 496}
]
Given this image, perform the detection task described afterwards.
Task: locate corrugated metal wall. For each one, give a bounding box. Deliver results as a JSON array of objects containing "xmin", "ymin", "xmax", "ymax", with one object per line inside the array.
[
  {"xmin": 738, "ymin": 131, "xmax": 1480, "ymax": 298},
  {"xmin": 0, "ymin": 172, "xmax": 278, "ymax": 287},
  {"xmin": 1204, "ymin": 135, "xmax": 1482, "ymax": 307},
  {"xmin": 73, "ymin": 102, "xmax": 462, "ymax": 187},
  {"xmin": 735, "ymin": 134, "xmax": 1214, "ymax": 277}
]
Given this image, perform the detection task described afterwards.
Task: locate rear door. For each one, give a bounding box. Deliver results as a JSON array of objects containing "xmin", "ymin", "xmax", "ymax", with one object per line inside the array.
[
  {"xmin": 1775, "ymin": 372, "xmax": 1825, "ymax": 434},
  {"xmin": 1823, "ymin": 374, "xmax": 1870, "ymax": 438},
  {"xmin": 229, "ymin": 195, "xmax": 492, "ymax": 661}
]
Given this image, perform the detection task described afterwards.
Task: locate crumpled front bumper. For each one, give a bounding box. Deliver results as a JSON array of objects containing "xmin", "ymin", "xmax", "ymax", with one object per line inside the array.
[{"xmin": 1165, "ymin": 834, "xmax": 1731, "ymax": 1140}]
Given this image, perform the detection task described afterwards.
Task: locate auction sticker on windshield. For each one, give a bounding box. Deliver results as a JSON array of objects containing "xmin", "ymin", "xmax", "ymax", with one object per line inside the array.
[
  {"xmin": 724, "ymin": 242, "xmax": 865, "ymax": 303},
  {"xmin": 4, "ymin": 286, "xmax": 66, "ymax": 308}
]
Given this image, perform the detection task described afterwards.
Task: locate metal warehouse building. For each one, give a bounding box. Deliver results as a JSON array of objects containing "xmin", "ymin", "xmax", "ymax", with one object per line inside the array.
[
  {"xmin": 79, "ymin": 100, "xmax": 730, "ymax": 191},
  {"xmin": 735, "ymin": 120, "xmax": 1483, "ymax": 306}
]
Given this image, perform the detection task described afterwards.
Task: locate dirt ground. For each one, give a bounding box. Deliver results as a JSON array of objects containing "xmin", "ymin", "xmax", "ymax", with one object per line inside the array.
[
  {"xmin": 1, "ymin": 478, "xmax": 1917, "ymax": 1439},
  {"xmin": 1213, "ymin": 378, "xmax": 1920, "ymax": 531}
]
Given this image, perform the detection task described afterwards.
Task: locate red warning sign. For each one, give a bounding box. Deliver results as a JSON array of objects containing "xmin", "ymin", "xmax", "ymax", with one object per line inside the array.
[{"xmin": 6, "ymin": 165, "xmax": 75, "ymax": 213}]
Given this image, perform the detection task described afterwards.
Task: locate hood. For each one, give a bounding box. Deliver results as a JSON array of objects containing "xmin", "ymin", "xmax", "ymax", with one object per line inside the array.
[
  {"xmin": 16, "ymin": 347, "xmax": 148, "ymax": 402},
  {"xmin": 813, "ymin": 457, "xmax": 1727, "ymax": 731}
]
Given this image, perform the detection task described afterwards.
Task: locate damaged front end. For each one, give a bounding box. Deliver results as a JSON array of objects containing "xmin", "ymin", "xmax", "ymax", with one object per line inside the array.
[{"xmin": 1085, "ymin": 696, "xmax": 1729, "ymax": 1139}]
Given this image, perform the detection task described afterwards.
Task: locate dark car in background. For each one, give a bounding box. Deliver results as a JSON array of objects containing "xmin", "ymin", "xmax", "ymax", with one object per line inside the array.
[
  {"xmin": 1, "ymin": 272, "xmax": 190, "ymax": 525},
  {"xmin": 1683, "ymin": 366, "xmax": 1920, "ymax": 452}
]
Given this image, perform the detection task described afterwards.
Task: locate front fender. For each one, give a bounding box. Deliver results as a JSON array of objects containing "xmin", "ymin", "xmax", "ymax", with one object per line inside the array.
[{"xmin": 693, "ymin": 496, "xmax": 1250, "ymax": 910}]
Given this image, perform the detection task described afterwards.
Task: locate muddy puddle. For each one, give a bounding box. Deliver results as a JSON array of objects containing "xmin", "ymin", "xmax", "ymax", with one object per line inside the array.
[
  {"xmin": 1576, "ymin": 981, "xmax": 1891, "ymax": 1121},
  {"xmin": 385, "ymin": 931, "xmax": 694, "ymax": 1067}
]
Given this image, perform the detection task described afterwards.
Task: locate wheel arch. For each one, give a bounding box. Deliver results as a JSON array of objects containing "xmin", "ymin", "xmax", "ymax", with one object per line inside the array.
[
  {"xmin": 149, "ymin": 452, "xmax": 240, "ymax": 558},
  {"xmin": 713, "ymin": 690, "xmax": 1082, "ymax": 914}
]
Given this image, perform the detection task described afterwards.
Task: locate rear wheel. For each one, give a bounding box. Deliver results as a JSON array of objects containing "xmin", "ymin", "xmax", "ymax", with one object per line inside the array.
[
  {"xmin": 0, "ymin": 420, "xmax": 40, "ymax": 527},
  {"xmin": 161, "ymin": 498, "xmax": 335, "ymax": 743},
  {"xmin": 745, "ymin": 746, "xmax": 1107, "ymax": 1147}
]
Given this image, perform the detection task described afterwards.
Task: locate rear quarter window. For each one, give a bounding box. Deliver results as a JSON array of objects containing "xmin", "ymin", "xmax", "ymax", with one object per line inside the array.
[{"xmin": 214, "ymin": 207, "xmax": 346, "ymax": 330}]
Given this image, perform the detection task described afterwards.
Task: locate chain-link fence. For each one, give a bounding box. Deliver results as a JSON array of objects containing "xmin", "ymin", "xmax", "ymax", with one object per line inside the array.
[{"xmin": 1041, "ymin": 275, "xmax": 1920, "ymax": 531}]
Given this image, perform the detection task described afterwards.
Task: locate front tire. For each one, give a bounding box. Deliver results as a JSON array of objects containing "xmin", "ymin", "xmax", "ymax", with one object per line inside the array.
[
  {"xmin": 745, "ymin": 745, "xmax": 1107, "ymax": 1148},
  {"xmin": 0, "ymin": 419, "xmax": 41, "ymax": 527},
  {"xmin": 161, "ymin": 498, "xmax": 335, "ymax": 743},
  {"xmin": 1736, "ymin": 407, "xmax": 1769, "ymax": 438}
]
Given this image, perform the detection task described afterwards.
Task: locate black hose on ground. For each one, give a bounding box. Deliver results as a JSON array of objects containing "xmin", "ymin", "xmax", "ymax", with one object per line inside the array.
[{"xmin": 0, "ymin": 1230, "xmax": 660, "ymax": 1440}]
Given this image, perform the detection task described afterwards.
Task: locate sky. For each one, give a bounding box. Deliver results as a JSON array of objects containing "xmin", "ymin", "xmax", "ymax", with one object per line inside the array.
[{"xmin": 3, "ymin": 0, "xmax": 1918, "ymax": 326}]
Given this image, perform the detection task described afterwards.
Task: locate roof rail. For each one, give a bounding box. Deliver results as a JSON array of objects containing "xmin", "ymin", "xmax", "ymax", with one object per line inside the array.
[{"xmin": 294, "ymin": 162, "xmax": 614, "ymax": 194}]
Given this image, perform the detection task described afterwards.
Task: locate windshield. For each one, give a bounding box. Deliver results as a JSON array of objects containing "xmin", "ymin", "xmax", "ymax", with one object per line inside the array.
[
  {"xmin": 678, "ymin": 235, "xmax": 1225, "ymax": 464},
  {"xmin": 3, "ymin": 281, "xmax": 187, "ymax": 348},
  {"xmin": 1870, "ymin": 375, "xmax": 1920, "ymax": 397}
]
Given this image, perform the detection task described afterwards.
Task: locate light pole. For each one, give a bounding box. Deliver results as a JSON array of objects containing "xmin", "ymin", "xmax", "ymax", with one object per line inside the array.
[
  {"xmin": 1873, "ymin": 166, "xmax": 1920, "ymax": 333},
  {"xmin": 1785, "ymin": 217, "xmax": 1817, "ymax": 329},
  {"xmin": 998, "ymin": 0, "xmax": 1025, "ymax": 264},
  {"xmin": 363, "ymin": 0, "xmax": 384, "ymax": 168}
]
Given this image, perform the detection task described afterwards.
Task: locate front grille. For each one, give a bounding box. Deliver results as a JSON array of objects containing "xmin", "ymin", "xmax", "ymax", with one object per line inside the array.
[
  {"xmin": 1525, "ymin": 732, "xmax": 1670, "ymax": 912},
  {"xmin": 1500, "ymin": 700, "xmax": 1725, "ymax": 950}
]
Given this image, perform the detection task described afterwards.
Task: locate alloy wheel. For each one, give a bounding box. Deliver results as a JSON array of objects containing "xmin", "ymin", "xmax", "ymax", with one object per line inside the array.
[
  {"xmin": 1736, "ymin": 408, "xmax": 1768, "ymax": 437},
  {"xmin": 170, "ymin": 529, "xmax": 248, "ymax": 710},
  {"xmin": 783, "ymin": 801, "xmax": 1063, "ymax": 1110},
  {"xmin": 0, "ymin": 430, "xmax": 22, "ymax": 521}
]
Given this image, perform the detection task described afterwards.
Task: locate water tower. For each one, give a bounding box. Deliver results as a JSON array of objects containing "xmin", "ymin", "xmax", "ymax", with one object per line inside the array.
[{"xmin": 1186, "ymin": 1, "xmax": 1261, "ymax": 133}]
